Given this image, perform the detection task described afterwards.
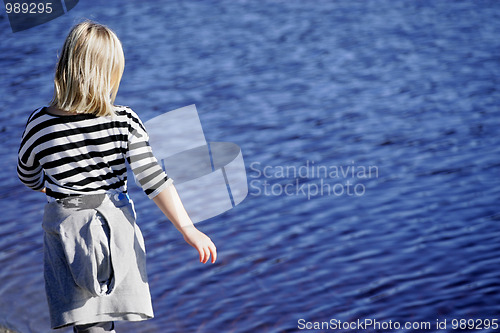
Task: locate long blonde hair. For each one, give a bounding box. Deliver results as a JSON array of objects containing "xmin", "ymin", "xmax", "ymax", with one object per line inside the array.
[{"xmin": 49, "ymin": 21, "xmax": 125, "ymax": 117}]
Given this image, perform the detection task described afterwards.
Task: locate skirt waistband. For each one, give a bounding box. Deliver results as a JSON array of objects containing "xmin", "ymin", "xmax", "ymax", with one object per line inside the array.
[{"xmin": 48, "ymin": 192, "xmax": 130, "ymax": 210}]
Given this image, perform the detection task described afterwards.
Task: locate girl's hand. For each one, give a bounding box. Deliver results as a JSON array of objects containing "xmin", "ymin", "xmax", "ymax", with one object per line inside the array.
[
  {"xmin": 152, "ymin": 185, "xmax": 217, "ymax": 264},
  {"xmin": 180, "ymin": 225, "xmax": 217, "ymax": 264}
]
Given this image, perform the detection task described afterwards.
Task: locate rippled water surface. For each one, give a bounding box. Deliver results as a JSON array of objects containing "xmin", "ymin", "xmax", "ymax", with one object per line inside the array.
[{"xmin": 1, "ymin": 1, "xmax": 499, "ymax": 332}]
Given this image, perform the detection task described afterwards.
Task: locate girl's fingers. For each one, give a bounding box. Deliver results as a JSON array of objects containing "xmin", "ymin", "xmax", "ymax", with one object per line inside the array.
[
  {"xmin": 203, "ymin": 246, "xmax": 210, "ymax": 264},
  {"xmin": 198, "ymin": 245, "xmax": 208, "ymax": 263},
  {"xmin": 192, "ymin": 234, "xmax": 217, "ymax": 263},
  {"xmin": 199, "ymin": 243, "xmax": 217, "ymax": 264},
  {"xmin": 199, "ymin": 248, "xmax": 204, "ymax": 263},
  {"xmin": 209, "ymin": 244, "xmax": 217, "ymax": 263},
  {"xmin": 200, "ymin": 247, "xmax": 206, "ymax": 263}
]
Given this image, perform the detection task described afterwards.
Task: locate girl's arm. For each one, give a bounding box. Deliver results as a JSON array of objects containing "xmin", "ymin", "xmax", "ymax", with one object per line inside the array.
[{"xmin": 153, "ymin": 184, "xmax": 217, "ymax": 264}]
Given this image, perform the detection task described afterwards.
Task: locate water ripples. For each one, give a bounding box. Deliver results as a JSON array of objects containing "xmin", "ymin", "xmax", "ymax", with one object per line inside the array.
[{"xmin": 1, "ymin": 0, "xmax": 500, "ymax": 332}]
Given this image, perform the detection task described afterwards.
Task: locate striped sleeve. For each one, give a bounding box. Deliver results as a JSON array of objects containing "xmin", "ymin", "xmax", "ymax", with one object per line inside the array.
[
  {"xmin": 17, "ymin": 156, "xmax": 45, "ymax": 191},
  {"xmin": 17, "ymin": 108, "xmax": 45, "ymax": 191},
  {"xmin": 125, "ymin": 109, "xmax": 172, "ymax": 199}
]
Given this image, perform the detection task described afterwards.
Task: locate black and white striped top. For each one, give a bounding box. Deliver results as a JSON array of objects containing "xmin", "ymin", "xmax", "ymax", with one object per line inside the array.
[{"xmin": 17, "ymin": 106, "xmax": 172, "ymax": 199}]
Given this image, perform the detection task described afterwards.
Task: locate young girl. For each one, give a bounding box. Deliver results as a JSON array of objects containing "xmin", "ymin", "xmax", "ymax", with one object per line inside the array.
[{"xmin": 17, "ymin": 21, "xmax": 217, "ymax": 333}]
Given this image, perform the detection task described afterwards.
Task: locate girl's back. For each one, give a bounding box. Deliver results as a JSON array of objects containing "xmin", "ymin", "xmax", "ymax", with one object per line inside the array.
[{"xmin": 18, "ymin": 105, "xmax": 171, "ymax": 199}]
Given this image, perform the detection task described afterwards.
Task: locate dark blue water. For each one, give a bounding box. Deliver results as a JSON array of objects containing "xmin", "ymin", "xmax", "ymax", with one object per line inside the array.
[{"xmin": 1, "ymin": 1, "xmax": 500, "ymax": 332}]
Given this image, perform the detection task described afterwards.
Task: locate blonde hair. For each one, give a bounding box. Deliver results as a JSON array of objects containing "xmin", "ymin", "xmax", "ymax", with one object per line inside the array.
[{"xmin": 49, "ymin": 21, "xmax": 125, "ymax": 117}]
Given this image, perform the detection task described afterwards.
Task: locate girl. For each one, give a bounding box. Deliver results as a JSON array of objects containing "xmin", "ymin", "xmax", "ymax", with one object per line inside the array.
[{"xmin": 17, "ymin": 21, "xmax": 217, "ymax": 332}]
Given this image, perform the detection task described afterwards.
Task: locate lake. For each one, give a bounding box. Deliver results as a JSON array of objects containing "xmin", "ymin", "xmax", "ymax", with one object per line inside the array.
[{"xmin": 0, "ymin": 1, "xmax": 499, "ymax": 332}]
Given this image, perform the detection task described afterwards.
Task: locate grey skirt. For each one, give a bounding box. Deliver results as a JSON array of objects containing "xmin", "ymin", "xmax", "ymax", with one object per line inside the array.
[{"xmin": 42, "ymin": 193, "xmax": 154, "ymax": 329}]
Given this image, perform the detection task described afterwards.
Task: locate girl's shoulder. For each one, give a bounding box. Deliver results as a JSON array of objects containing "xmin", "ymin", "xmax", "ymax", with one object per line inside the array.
[
  {"xmin": 113, "ymin": 105, "xmax": 148, "ymax": 130},
  {"xmin": 22, "ymin": 106, "xmax": 55, "ymax": 134},
  {"xmin": 114, "ymin": 105, "xmax": 141, "ymax": 120},
  {"xmin": 26, "ymin": 106, "xmax": 48, "ymax": 123},
  {"xmin": 20, "ymin": 106, "xmax": 63, "ymax": 142}
]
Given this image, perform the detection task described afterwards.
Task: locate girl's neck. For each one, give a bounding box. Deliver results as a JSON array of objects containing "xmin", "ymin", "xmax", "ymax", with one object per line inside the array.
[{"xmin": 46, "ymin": 106, "xmax": 80, "ymax": 116}]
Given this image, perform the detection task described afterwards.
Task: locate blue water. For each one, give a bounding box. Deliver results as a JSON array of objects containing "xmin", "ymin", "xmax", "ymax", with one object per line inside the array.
[{"xmin": 1, "ymin": 1, "xmax": 500, "ymax": 332}]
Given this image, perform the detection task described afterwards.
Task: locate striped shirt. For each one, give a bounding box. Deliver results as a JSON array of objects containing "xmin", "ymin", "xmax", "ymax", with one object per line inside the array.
[{"xmin": 17, "ymin": 106, "xmax": 172, "ymax": 199}]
